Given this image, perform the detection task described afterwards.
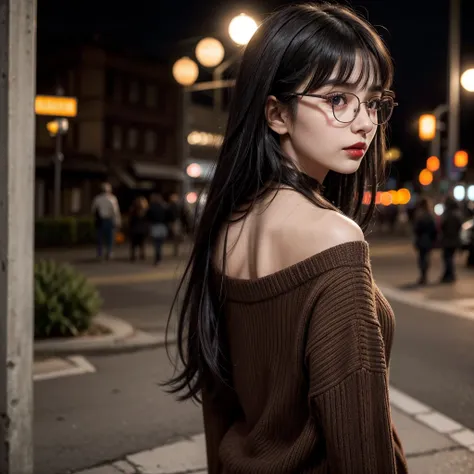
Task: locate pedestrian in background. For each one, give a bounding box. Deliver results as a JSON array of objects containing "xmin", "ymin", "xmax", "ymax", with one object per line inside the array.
[
  {"xmin": 164, "ymin": 3, "xmax": 407, "ymax": 473},
  {"xmin": 439, "ymin": 196, "xmax": 463, "ymax": 283},
  {"xmin": 167, "ymin": 193, "xmax": 186, "ymax": 257},
  {"xmin": 147, "ymin": 193, "xmax": 169, "ymax": 265},
  {"xmin": 128, "ymin": 196, "xmax": 149, "ymax": 262},
  {"xmin": 413, "ymin": 197, "xmax": 438, "ymax": 285},
  {"xmin": 91, "ymin": 182, "xmax": 121, "ymax": 260}
]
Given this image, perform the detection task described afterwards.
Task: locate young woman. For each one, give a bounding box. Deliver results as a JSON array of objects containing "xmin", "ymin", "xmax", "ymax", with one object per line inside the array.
[{"xmin": 165, "ymin": 3, "xmax": 407, "ymax": 473}]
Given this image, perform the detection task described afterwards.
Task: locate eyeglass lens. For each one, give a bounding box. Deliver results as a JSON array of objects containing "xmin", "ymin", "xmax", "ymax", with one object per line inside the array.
[{"xmin": 329, "ymin": 93, "xmax": 394, "ymax": 125}]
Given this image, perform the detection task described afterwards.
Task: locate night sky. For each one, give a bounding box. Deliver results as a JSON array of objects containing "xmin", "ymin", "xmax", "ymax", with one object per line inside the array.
[{"xmin": 37, "ymin": 0, "xmax": 474, "ymax": 186}]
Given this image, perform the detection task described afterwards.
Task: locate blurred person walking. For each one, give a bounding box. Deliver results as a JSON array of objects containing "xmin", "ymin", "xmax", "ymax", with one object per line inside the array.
[
  {"xmin": 439, "ymin": 196, "xmax": 463, "ymax": 283},
  {"xmin": 167, "ymin": 193, "xmax": 186, "ymax": 257},
  {"xmin": 147, "ymin": 193, "xmax": 169, "ymax": 265},
  {"xmin": 412, "ymin": 197, "xmax": 438, "ymax": 285},
  {"xmin": 164, "ymin": 3, "xmax": 407, "ymax": 474},
  {"xmin": 91, "ymin": 182, "xmax": 121, "ymax": 260},
  {"xmin": 128, "ymin": 196, "xmax": 149, "ymax": 261}
]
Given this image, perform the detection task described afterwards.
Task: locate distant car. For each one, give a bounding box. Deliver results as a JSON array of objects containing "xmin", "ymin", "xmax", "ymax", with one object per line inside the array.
[{"xmin": 460, "ymin": 218, "xmax": 474, "ymax": 250}]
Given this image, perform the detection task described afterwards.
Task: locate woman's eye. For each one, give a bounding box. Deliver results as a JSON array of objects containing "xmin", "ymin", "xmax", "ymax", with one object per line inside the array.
[{"xmin": 328, "ymin": 94, "xmax": 347, "ymax": 107}]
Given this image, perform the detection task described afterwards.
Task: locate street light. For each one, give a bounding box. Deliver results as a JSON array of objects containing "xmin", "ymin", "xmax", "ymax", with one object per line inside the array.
[
  {"xmin": 228, "ymin": 13, "xmax": 258, "ymax": 45},
  {"xmin": 172, "ymin": 57, "xmax": 199, "ymax": 86},
  {"xmin": 426, "ymin": 155, "xmax": 440, "ymax": 172},
  {"xmin": 454, "ymin": 150, "xmax": 468, "ymax": 168},
  {"xmin": 418, "ymin": 114, "xmax": 436, "ymax": 141},
  {"xmin": 195, "ymin": 38, "xmax": 225, "ymax": 67},
  {"xmin": 172, "ymin": 14, "xmax": 258, "ymax": 199},
  {"xmin": 461, "ymin": 68, "xmax": 474, "ymax": 92},
  {"xmin": 419, "ymin": 169, "xmax": 434, "ymax": 186},
  {"xmin": 47, "ymin": 117, "xmax": 69, "ymax": 217}
]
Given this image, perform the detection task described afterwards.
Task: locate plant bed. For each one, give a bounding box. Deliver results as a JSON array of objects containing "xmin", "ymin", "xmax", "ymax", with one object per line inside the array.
[{"xmin": 35, "ymin": 259, "xmax": 103, "ymax": 339}]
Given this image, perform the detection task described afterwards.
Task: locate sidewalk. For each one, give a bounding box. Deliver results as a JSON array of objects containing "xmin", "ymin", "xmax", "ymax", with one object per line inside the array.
[{"xmin": 74, "ymin": 387, "xmax": 474, "ymax": 474}]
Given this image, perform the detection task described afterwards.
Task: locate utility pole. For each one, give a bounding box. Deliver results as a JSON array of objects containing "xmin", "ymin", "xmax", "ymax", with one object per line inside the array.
[
  {"xmin": 53, "ymin": 86, "xmax": 65, "ymax": 217},
  {"xmin": 0, "ymin": 0, "xmax": 36, "ymax": 473},
  {"xmin": 447, "ymin": 0, "xmax": 461, "ymax": 185}
]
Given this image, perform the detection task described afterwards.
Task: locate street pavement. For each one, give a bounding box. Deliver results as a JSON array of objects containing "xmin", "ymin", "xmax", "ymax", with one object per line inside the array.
[{"xmin": 34, "ymin": 238, "xmax": 474, "ymax": 473}]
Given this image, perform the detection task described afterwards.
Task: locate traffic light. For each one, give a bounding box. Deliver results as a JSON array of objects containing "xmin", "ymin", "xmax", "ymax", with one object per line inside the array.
[
  {"xmin": 418, "ymin": 114, "xmax": 436, "ymax": 141},
  {"xmin": 454, "ymin": 150, "xmax": 468, "ymax": 168},
  {"xmin": 46, "ymin": 120, "xmax": 59, "ymax": 136}
]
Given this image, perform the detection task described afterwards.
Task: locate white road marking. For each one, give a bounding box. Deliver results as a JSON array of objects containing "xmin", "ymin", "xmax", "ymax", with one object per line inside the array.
[
  {"xmin": 33, "ymin": 355, "xmax": 96, "ymax": 382},
  {"xmin": 389, "ymin": 386, "xmax": 431, "ymax": 415},
  {"xmin": 450, "ymin": 429, "xmax": 474, "ymax": 448},
  {"xmin": 416, "ymin": 412, "xmax": 463, "ymax": 434},
  {"xmin": 391, "ymin": 385, "xmax": 474, "ymax": 452}
]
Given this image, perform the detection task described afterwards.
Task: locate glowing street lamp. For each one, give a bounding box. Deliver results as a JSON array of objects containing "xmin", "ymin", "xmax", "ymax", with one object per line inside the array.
[
  {"xmin": 418, "ymin": 114, "xmax": 436, "ymax": 141},
  {"xmin": 426, "ymin": 155, "xmax": 440, "ymax": 172},
  {"xmin": 186, "ymin": 163, "xmax": 202, "ymax": 178},
  {"xmin": 384, "ymin": 147, "xmax": 402, "ymax": 162},
  {"xmin": 461, "ymin": 68, "xmax": 474, "ymax": 92},
  {"xmin": 195, "ymin": 38, "xmax": 225, "ymax": 68},
  {"xmin": 454, "ymin": 150, "xmax": 468, "ymax": 168},
  {"xmin": 453, "ymin": 185, "xmax": 466, "ymax": 201},
  {"xmin": 172, "ymin": 57, "xmax": 199, "ymax": 86},
  {"xmin": 228, "ymin": 13, "xmax": 258, "ymax": 45},
  {"xmin": 419, "ymin": 169, "xmax": 433, "ymax": 186},
  {"xmin": 397, "ymin": 188, "xmax": 411, "ymax": 205}
]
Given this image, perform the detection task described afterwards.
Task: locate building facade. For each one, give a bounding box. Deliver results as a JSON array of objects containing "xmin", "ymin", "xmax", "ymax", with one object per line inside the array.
[
  {"xmin": 184, "ymin": 101, "xmax": 228, "ymax": 200},
  {"xmin": 35, "ymin": 45, "xmax": 181, "ymax": 217}
]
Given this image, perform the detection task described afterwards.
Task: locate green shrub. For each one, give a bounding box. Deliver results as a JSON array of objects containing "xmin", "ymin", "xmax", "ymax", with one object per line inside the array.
[
  {"xmin": 35, "ymin": 217, "xmax": 97, "ymax": 247},
  {"xmin": 76, "ymin": 217, "xmax": 96, "ymax": 245},
  {"xmin": 34, "ymin": 259, "xmax": 102, "ymax": 339},
  {"xmin": 35, "ymin": 217, "xmax": 77, "ymax": 247}
]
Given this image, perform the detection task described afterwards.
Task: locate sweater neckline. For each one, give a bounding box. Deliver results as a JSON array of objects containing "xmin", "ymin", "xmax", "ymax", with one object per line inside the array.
[{"xmin": 212, "ymin": 240, "xmax": 370, "ymax": 303}]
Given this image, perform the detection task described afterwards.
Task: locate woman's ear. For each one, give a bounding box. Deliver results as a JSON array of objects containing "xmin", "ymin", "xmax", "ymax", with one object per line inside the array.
[{"xmin": 265, "ymin": 95, "xmax": 290, "ymax": 135}]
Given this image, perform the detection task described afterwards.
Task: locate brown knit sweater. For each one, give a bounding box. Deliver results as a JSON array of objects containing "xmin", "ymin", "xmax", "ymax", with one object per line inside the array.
[{"xmin": 203, "ymin": 241, "xmax": 408, "ymax": 473}]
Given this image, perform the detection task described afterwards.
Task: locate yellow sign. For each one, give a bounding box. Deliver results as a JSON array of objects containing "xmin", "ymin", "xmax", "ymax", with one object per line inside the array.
[
  {"xmin": 35, "ymin": 95, "xmax": 77, "ymax": 117},
  {"xmin": 418, "ymin": 114, "xmax": 436, "ymax": 141}
]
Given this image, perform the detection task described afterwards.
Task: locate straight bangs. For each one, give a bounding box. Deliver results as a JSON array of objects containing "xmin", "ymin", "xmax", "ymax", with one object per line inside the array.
[{"xmin": 300, "ymin": 22, "xmax": 393, "ymax": 95}]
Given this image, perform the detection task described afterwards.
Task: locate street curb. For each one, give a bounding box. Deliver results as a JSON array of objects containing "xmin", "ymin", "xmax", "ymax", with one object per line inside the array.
[
  {"xmin": 34, "ymin": 313, "xmax": 177, "ymax": 356},
  {"xmin": 378, "ymin": 284, "xmax": 474, "ymax": 322},
  {"xmin": 390, "ymin": 386, "xmax": 474, "ymax": 452}
]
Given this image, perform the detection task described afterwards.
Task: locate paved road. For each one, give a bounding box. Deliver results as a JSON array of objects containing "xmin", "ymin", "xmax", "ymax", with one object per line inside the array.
[
  {"xmin": 370, "ymin": 241, "xmax": 474, "ymax": 432},
  {"xmin": 35, "ymin": 347, "xmax": 203, "ymax": 474},
  {"xmin": 34, "ymin": 239, "xmax": 474, "ymax": 474}
]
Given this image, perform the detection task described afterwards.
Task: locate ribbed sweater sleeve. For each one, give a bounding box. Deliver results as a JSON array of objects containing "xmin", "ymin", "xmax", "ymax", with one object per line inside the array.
[
  {"xmin": 202, "ymin": 388, "xmax": 228, "ymax": 474},
  {"xmin": 305, "ymin": 263, "xmax": 398, "ymax": 473}
]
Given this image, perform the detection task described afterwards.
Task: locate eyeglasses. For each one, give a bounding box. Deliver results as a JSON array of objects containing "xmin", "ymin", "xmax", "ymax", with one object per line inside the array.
[{"xmin": 290, "ymin": 90, "xmax": 398, "ymax": 125}]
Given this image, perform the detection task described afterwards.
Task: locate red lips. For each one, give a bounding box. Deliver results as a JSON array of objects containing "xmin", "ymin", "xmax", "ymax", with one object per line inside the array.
[{"xmin": 343, "ymin": 142, "xmax": 367, "ymax": 150}]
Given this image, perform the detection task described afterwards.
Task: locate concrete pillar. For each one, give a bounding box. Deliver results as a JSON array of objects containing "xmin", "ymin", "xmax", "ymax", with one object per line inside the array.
[
  {"xmin": 447, "ymin": 0, "xmax": 461, "ymax": 184},
  {"xmin": 0, "ymin": 0, "xmax": 36, "ymax": 473}
]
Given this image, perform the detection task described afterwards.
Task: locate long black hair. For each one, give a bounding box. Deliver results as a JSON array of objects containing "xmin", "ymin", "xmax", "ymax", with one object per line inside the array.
[{"xmin": 164, "ymin": 2, "xmax": 394, "ymax": 402}]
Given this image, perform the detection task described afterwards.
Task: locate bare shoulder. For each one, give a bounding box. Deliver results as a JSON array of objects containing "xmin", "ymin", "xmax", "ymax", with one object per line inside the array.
[
  {"xmin": 214, "ymin": 188, "xmax": 365, "ymax": 279},
  {"xmin": 314, "ymin": 209, "xmax": 365, "ymax": 246},
  {"xmin": 272, "ymin": 192, "xmax": 365, "ymax": 270}
]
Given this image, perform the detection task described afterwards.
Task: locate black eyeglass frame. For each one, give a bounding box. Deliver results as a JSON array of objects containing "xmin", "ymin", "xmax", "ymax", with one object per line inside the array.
[{"xmin": 289, "ymin": 89, "xmax": 399, "ymax": 125}]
